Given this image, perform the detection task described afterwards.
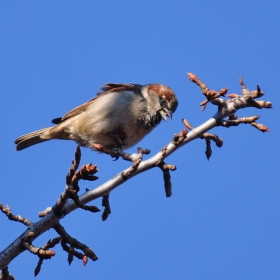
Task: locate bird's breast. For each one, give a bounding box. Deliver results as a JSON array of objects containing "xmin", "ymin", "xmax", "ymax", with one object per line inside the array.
[{"xmin": 66, "ymin": 91, "xmax": 155, "ymax": 150}]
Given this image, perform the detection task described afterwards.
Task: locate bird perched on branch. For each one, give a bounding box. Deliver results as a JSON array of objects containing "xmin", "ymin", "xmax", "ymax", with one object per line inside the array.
[{"xmin": 15, "ymin": 83, "xmax": 178, "ymax": 152}]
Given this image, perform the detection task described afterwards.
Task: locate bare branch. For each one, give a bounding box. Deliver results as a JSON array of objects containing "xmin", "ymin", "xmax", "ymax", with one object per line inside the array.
[
  {"xmin": 101, "ymin": 194, "xmax": 111, "ymax": 221},
  {"xmin": 0, "ymin": 204, "xmax": 32, "ymax": 226},
  {"xmin": 0, "ymin": 74, "xmax": 272, "ymax": 271},
  {"xmin": 0, "ymin": 266, "xmax": 15, "ymax": 280},
  {"xmin": 54, "ymin": 223, "xmax": 98, "ymax": 264},
  {"xmin": 157, "ymin": 161, "xmax": 177, "ymax": 197}
]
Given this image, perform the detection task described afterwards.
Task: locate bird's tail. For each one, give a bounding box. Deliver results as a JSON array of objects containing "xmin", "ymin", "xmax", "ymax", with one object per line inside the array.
[{"xmin": 14, "ymin": 127, "xmax": 54, "ymax": 151}]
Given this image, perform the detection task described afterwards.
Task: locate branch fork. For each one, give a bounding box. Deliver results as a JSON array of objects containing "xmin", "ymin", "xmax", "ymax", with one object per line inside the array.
[{"xmin": 0, "ymin": 73, "xmax": 272, "ymax": 277}]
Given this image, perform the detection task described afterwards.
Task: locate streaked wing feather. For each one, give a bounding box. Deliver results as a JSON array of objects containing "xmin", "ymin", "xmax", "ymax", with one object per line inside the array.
[
  {"xmin": 53, "ymin": 83, "xmax": 142, "ymax": 124},
  {"xmin": 59, "ymin": 96, "xmax": 98, "ymax": 122},
  {"xmin": 98, "ymin": 83, "xmax": 142, "ymax": 95},
  {"xmin": 52, "ymin": 117, "xmax": 62, "ymax": 124}
]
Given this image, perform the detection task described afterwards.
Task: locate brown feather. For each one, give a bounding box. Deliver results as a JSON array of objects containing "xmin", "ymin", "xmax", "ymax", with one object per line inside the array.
[
  {"xmin": 14, "ymin": 127, "xmax": 53, "ymax": 144},
  {"xmin": 15, "ymin": 127, "xmax": 53, "ymax": 150},
  {"xmin": 59, "ymin": 96, "xmax": 98, "ymax": 122},
  {"xmin": 146, "ymin": 84, "xmax": 175, "ymax": 101},
  {"xmin": 54, "ymin": 84, "xmax": 142, "ymax": 124},
  {"xmin": 99, "ymin": 83, "xmax": 141, "ymax": 94}
]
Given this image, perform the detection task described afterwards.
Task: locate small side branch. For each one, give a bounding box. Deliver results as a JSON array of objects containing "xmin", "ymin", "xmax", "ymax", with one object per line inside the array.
[
  {"xmin": 157, "ymin": 162, "xmax": 177, "ymax": 197},
  {"xmin": 183, "ymin": 118, "xmax": 223, "ymax": 160},
  {"xmin": 172, "ymin": 128, "xmax": 188, "ymax": 146},
  {"xmin": 0, "ymin": 266, "xmax": 15, "ymax": 280},
  {"xmin": 53, "ymin": 146, "xmax": 100, "ymax": 215},
  {"xmin": 120, "ymin": 147, "xmax": 150, "ymax": 179},
  {"xmin": 101, "ymin": 194, "xmax": 111, "ymax": 221},
  {"xmin": 21, "ymin": 232, "xmax": 60, "ymax": 277},
  {"xmin": 155, "ymin": 147, "xmax": 177, "ymax": 197},
  {"xmin": 0, "ymin": 203, "xmax": 31, "ymax": 226},
  {"xmin": 54, "ymin": 223, "xmax": 98, "ymax": 265},
  {"xmin": 188, "ymin": 73, "xmax": 272, "ymax": 117},
  {"xmin": 0, "ymin": 73, "xmax": 272, "ymax": 273},
  {"xmin": 220, "ymin": 116, "xmax": 270, "ymax": 132},
  {"xmin": 187, "ymin": 72, "xmax": 229, "ymax": 111},
  {"xmin": 67, "ymin": 161, "xmax": 100, "ymax": 213}
]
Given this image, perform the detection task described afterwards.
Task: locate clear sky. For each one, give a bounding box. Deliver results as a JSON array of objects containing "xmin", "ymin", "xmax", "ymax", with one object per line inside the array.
[{"xmin": 0, "ymin": 1, "xmax": 279, "ymax": 279}]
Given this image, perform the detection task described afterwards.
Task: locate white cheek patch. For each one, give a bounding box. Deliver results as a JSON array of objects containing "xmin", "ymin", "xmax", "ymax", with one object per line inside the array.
[{"xmin": 141, "ymin": 87, "xmax": 149, "ymax": 100}]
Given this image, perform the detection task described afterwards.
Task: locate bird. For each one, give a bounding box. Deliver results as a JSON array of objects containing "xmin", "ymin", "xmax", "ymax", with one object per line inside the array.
[{"xmin": 15, "ymin": 83, "xmax": 178, "ymax": 152}]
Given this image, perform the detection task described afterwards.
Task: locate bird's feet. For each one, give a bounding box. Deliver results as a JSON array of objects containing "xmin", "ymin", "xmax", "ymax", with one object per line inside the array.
[{"xmin": 92, "ymin": 144, "xmax": 150, "ymax": 163}]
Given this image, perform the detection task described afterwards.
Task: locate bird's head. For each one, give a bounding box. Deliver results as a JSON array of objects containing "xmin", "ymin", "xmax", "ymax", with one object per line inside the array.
[{"xmin": 143, "ymin": 84, "xmax": 178, "ymax": 124}]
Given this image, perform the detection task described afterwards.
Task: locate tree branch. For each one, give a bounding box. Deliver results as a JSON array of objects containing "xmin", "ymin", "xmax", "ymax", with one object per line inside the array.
[{"xmin": 0, "ymin": 74, "xmax": 272, "ymax": 273}]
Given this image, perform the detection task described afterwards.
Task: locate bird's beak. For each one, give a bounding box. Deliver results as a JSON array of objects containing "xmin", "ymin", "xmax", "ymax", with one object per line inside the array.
[{"xmin": 159, "ymin": 108, "xmax": 173, "ymax": 122}]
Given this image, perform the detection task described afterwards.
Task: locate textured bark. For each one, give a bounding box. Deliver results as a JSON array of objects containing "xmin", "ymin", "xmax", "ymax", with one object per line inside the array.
[{"xmin": 0, "ymin": 74, "xmax": 272, "ymax": 274}]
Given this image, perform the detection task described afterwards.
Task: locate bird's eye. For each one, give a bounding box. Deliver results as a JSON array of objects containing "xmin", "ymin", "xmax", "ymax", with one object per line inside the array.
[{"xmin": 160, "ymin": 98, "xmax": 167, "ymax": 106}]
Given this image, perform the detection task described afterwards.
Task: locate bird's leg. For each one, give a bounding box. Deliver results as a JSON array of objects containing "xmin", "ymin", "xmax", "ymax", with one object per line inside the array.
[
  {"xmin": 93, "ymin": 124, "xmax": 150, "ymax": 162},
  {"xmin": 93, "ymin": 144, "xmax": 151, "ymax": 179},
  {"xmin": 120, "ymin": 147, "xmax": 151, "ymax": 179},
  {"xmin": 92, "ymin": 144, "xmax": 150, "ymax": 164}
]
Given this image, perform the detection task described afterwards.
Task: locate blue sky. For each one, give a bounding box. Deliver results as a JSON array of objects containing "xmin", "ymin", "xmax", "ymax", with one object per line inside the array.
[{"xmin": 0, "ymin": 1, "xmax": 279, "ymax": 279}]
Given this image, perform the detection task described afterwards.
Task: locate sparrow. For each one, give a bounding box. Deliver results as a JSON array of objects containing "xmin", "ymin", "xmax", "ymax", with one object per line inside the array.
[{"xmin": 15, "ymin": 83, "xmax": 178, "ymax": 152}]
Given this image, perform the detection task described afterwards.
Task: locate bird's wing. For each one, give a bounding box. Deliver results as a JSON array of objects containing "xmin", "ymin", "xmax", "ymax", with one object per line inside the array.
[
  {"xmin": 51, "ymin": 83, "xmax": 142, "ymax": 124},
  {"xmin": 98, "ymin": 83, "xmax": 142, "ymax": 95},
  {"xmin": 52, "ymin": 97, "xmax": 98, "ymax": 124}
]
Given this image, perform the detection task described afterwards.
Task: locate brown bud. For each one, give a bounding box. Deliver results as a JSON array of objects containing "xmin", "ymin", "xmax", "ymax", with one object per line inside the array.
[
  {"xmin": 227, "ymin": 93, "xmax": 239, "ymax": 99},
  {"xmin": 182, "ymin": 118, "xmax": 193, "ymax": 130},
  {"xmin": 251, "ymin": 122, "xmax": 270, "ymax": 132},
  {"xmin": 187, "ymin": 72, "xmax": 198, "ymax": 82},
  {"xmin": 27, "ymin": 232, "xmax": 34, "ymax": 238},
  {"xmin": 34, "ymin": 263, "xmax": 41, "ymax": 277},
  {"xmin": 143, "ymin": 149, "xmax": 150, "ymax": 155},
  {"xmin": 68, "ymin": 252, "xmax": 74, "ymax": 266},
  {"xmin": 46, "ymin": 250, "xmax": 55, "ymax": 256},
  {"xmin": 219, "ymin": 87, "xmax": 229, "ymax": 95},
  {"xmin": 83, "ymin": 255, "xmax": 88, "ymax": 266},
  {"xmin": 199, "ymin": 99, "xmax": 208, "ymax": 106}
]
